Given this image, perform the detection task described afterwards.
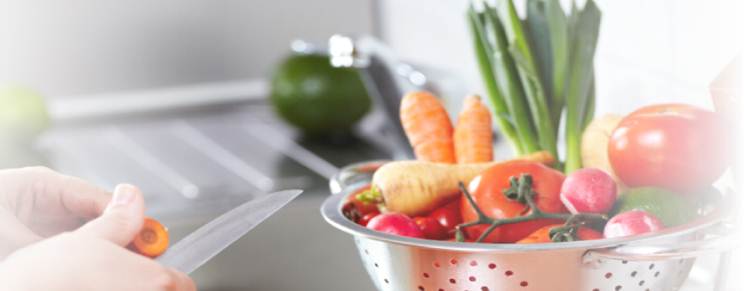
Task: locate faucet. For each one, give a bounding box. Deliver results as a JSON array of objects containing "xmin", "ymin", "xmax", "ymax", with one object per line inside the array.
[{"xmin": 326, "ymin": 35, "xmax": 435, "ymax": 160}]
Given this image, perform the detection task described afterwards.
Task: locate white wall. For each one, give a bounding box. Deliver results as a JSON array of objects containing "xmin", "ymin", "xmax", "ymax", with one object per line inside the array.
[
  {"xmin": 0, "ymin": 0, "xmax": 374, "ymax": 97},
  {"xmin": 379, "ymin": 0, "xmax": 743, "ymax": 113}
]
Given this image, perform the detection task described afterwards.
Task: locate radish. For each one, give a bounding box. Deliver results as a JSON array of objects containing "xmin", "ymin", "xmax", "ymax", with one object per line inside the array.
[
  {"xmin": 367, "ymin": 213, "xmax": 424, "ymax": 238},
  {"xmin": 604, "ymin": 210, "xmax": 664, "ymax": 238},
  {"xmin": 560, "ymin": 168, "xmax": 617, "ymax": 214}
]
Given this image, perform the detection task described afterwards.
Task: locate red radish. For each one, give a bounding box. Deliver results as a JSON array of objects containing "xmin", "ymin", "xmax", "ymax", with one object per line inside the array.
[
  {"xmin": 367, "ymin": 213, "xmax": 424, "ymax": 238},
  {"xmin": 359, "ymin": 211, "xmax": 380, "ymax": 227},
  {"xmin": 560, "ymin": 168, "xmax": 617, "ymax": 214},
  {"xmin": 414, "ymin": 217, "xmax": 448, "ymax": 240},
  {"xmin": 604, "ymin": 210, "xmax": 664, "ymax": 238}
]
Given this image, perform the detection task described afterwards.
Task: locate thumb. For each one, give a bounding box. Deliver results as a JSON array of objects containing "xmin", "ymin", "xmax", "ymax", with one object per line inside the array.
[{"xmin": 75, "ymin": 184, "xmax": 145, "ymax": 246}]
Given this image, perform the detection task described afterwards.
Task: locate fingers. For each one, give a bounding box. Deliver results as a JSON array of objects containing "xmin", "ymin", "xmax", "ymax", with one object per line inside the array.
[
  {"xmin": 164, "ymin": 268, "xmax": 197, "ymax": 291},
  {"xmin": 2, "ymin": 166, "xmax": 112, "ymax": 219},
  {"xmin": 75, "ymin": 184, "xmax": 145, "ymax": 246},
  {"xmin": 0, "ymin": 210, "xmax": 42, "ymax": 259}
]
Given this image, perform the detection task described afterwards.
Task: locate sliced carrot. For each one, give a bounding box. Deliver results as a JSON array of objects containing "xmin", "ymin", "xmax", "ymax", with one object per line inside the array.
[
  {"xmin": 454, "ymin": 95, "xmax": 493, "ymax": 163},
  {"xmin": 131, "ymin": 217, "xmax": 169, "ymax": 258},
  {"xmin": 400, "ymin": 91, "xmax": 456, "ymax": 163}
]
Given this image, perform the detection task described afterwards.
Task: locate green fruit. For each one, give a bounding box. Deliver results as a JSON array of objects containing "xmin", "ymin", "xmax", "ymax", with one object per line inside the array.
[
  {"xmin": 270, "ymin": 54, "xmax": 371, "ymax": 136},
  {"xmin": 611, "ymin": 187, "xmax": 696, "ymax": 227},
  {"xmin": 0, "ymin": 85, "xmax": 50, "ymax": 142}
]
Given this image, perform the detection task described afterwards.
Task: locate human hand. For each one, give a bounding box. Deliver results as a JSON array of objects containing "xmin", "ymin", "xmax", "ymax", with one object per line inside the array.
[
  {"xmin": 0, "ymin": 184, "xmax": 195, "ymax": 291},
  {"xmin": 0, "ymin": 166, "xmax": 112, "ymax": 257}
]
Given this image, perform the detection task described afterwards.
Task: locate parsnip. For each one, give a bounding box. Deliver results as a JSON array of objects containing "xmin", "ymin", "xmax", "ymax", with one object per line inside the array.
[
  {"xmin": 581, "ymin": 114, "xmax": 626, "ymax": 190},
  {"xmin": 373, "ymin": 151, "xmax": 554, "ymax": 216}
]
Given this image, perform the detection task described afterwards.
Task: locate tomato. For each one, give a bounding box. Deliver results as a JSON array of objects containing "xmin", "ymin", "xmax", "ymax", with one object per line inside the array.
[
  {"xmin": 414, "ymin": 217, "xmax": 448, "ymax": 240},
  {"xmin": 359, "ymin": 211, "xmax": 380, "ymax": 227},
  {"xmin": 517, "ymin": 224, "xmax": 604, "ymax": 244},
  {"xmin": 608, "ymin": 104, "xmax": 729, "ymax": 193},
  {"xmin": 348, "ymin": 186, "xmax": 380, "ymax": 215},
  {"xmin": 516, "ymin": 224, "xmax": 562, "ymax": 244},
  {"xmin": 430, "ymin": 199, "xmax": 462, "ymax": 233},
  {"xmin": 460, "ymin": 160, "xmax": 568, "ymax": 243},
  {"xmin": 367, "ymin": 213, "xmax": 424, "ymax": 238}
]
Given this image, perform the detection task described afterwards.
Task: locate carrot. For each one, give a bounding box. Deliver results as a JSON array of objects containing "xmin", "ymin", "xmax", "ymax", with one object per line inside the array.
[
  {"xmin": 372, "ymin": 151, "xmax": 554, "ymax": 216},
  {"xmin": 516, "ymin": 224, "xmax": 562, "ymax": 244},
  {"xmin": 454, "ymin": 95, "xmax": 493, "ymax": 163},
  {"xmin": 131, "ymin": 217, "xmax": 169, "ymax": 258},
  {"xmin": 400, "ymin": 91, "xmax": 456, "ymax": 163}
]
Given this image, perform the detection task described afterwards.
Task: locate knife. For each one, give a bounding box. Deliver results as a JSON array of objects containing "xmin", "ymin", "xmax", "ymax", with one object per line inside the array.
[{"xmin": 157, "ymin": 189, "xmax": 303, "ymax": 274}]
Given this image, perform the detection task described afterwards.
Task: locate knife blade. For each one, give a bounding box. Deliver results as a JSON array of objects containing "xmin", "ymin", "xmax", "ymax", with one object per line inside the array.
[{"xmin": 157, "ymin": 189, "xmax": 303, "ymax": 274}]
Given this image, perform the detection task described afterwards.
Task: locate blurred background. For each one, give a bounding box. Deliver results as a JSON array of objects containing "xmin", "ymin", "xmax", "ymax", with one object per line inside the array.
[{"xmin": 0, "ymin": 0, "xmax": 742, "ymax": 290}]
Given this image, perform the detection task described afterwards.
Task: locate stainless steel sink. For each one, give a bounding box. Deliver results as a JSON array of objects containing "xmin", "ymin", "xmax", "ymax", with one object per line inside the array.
[{"xmin": 38, "ymin": 90, "xmax": 384, "ymax": 290}]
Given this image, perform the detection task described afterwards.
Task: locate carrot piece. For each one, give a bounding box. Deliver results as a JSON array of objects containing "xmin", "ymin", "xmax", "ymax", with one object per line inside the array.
[
  {"xmin": 454, "ymin": 95, "xmax": 493, "ymax": 163},
  {"xmin": 131, "ymin": 217, "xmax": 169, "ymax": 258},
  {"xmin": 400, "ymin": 91, "xmax": 456, "ymax": 163}
]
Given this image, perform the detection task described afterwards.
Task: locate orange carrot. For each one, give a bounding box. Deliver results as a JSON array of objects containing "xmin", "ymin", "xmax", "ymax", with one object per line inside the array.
[
  {"xmin": 400, "ymin": 91, "xmax": 456, "ymax": 163},
  {"xmin": 131, "ymin": 217, "xmax": 169, "ymax": 258},
  {"xmin": 454, "ymin": 95, "xmax": 493, "ymax": 163}
]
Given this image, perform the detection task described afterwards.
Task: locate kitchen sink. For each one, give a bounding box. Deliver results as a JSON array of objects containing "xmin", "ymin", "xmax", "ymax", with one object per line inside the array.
[{"xmin": 39, "ymin": 89, "xmax": 384, "ymax": 290}]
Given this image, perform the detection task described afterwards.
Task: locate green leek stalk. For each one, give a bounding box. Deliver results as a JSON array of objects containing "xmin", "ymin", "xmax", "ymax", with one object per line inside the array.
[{"xmin": 467, "ymin": 7, "xmax": 523, "ymax": 155}]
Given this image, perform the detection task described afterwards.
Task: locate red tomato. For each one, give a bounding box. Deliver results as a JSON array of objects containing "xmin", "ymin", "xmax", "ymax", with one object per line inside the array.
[
  {"xmin": 359, "ymin": 211, "xmax": 380, "ymax": 227},
  {"xmin": 577, "ymin": 227, "xmax": 604, "ymax": 241},
  {"xmin": 516, "ymin": 224, "xmax": 563, "ymax": 244},
  {"xmin": 348, "ymin": 186, "xmax": 380, "ymax": 215},
  {"xmin": 414, "ymin": 217, "xmax": 448, "ymax": 240},
  {"xmin": 430, "ymin": 200, "xmax": 462, "ymax": 233},
  {"xmin": 608, "ymin": 104, "xmax": 729, "ymax": 193},
  {"xmin": 460, "ymin": 160, "xmax": 568, "ymax": 243},
  {"xmin": 517, "ymin": 224, "xmax": 604, "ymax": 244},
  {"xmin": 367, "ymin": 213, "xmax": 424, "ymax": 238}
]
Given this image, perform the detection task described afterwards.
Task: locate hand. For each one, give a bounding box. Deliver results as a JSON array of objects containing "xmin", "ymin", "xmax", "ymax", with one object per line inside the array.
[
  {"xmin": 0, "ymin": 183, "xmax": 196, "ymax": 291},
  {"xmin": 0, "ymin": 166, "xmax": 113, "ymax": 257}
]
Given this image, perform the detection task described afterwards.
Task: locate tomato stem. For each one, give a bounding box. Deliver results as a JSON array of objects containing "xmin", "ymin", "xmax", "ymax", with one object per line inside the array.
[{"xmin": 455, "ymin": 175, "xmax": 606, "ymax": 243}]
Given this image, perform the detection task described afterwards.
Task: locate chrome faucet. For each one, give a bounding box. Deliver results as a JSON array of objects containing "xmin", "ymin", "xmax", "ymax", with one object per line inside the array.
[{"xmin": 326, "ymin": 35, "xmax": 435, "ymax": 159}]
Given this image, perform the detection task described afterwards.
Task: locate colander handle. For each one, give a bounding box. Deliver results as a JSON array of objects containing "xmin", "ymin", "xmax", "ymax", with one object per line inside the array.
[
  {"xmin": 583, "ymin": 222, "xmax": 742, "ymax": 263},
  {"xmin": 329, "ymin": 160, "xmax": 389, "ymax": 195}
]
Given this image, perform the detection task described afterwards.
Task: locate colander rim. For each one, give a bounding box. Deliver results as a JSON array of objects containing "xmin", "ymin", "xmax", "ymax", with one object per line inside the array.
[{"xmin": 320, "ymin": 160, "xmax": 726, "ymax": 253}]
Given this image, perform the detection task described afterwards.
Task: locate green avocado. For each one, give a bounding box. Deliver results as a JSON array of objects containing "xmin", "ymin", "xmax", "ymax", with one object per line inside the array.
[
  {"xmin": 611, "ymin": 187, "xmax": 696, "ymax": 227},
  {"xmin": 270, "ymin": 54, "xmax": 371, "ymax": 136}
]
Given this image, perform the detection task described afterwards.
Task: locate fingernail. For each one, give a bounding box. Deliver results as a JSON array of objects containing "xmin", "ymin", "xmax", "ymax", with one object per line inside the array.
[{"xmin": 107, "ymin": 184, "xmax": 136, "ymax": 211}]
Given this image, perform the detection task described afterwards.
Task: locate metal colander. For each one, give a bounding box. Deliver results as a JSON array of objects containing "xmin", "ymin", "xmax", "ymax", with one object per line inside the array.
[{"xmin": 321, "ymin": 161, "xmax": 738, "ymax": 291}]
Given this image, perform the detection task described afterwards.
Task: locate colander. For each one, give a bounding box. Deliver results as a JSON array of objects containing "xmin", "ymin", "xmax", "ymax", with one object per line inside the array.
[{"xmin": 321, "ymin": 160, "xmax": 740, "ymax": 291}]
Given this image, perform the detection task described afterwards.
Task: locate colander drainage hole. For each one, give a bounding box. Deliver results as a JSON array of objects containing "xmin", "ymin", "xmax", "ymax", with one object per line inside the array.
[
  {"xmin": 631, "ymin": 271, "xmax": 637, "ymax": 277},
  {"xmin": 592, "ymin": 289, "xmax": 599, "ymax": 291},
  {"xmin": 654, "ymin": 271, "xmax": 660, "ymax": 277},
  {"xmin": 639, "ymin": 280, "xmax": 645, "ymax": 286},
  {"xmin": 614, "ymin": 285, "xmax": 622, "ymax": 291},
  {"xmin": 649, "ymin": 264, "xmax": 655, "ymax": 270},
  {"xmin": 469, "ymin": 276, "xmax": 476, "ymax": 282},
  {"xmin": 374, "ymin": 263, "xmax": 379, "ymax": 268},
  {"xmin": 423, "ymin": 272, "xmax": 430, "ymax": 278},
  {"xmin": 434, "ymin": 262, "xmax": 441, "ymax": 268},
  {"xmin": 383, "ymin": 278, "xmax": 389, "ymax": 284},
  {"xmin": 470, "ymin": 260, "xmax": 478, "ymax": 267},
  {"xmin": 520, "ymin": 281, "xmax": 529, "ymax": 287},
  {"xmin": 488, "ymin": 263, "xmax": 497, "ymax": 269},
  {"xmin": 449, "ymin": 278, "xmax": 456, "ymax": 284},
  {"xmin": 418, "ymin": 285, "xmax": 425, "ymax": 291},
  {"xmin": 450, "ymin": 258, "xmax": 458, "ymax": 265},
  {"xmin": 505, "ymin": 270, "xmax": 514, "ymax": 277},
  {"xmin": 438, "ymin": 289, "xmax": 444, "ymax": 291},
  {"xmin": 604, "ymin": 272, "xmax": 613, "ymax": 279},
  {"xmin": 481, "ymin": 287, "xmax": 489, "ymax": 291}
]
